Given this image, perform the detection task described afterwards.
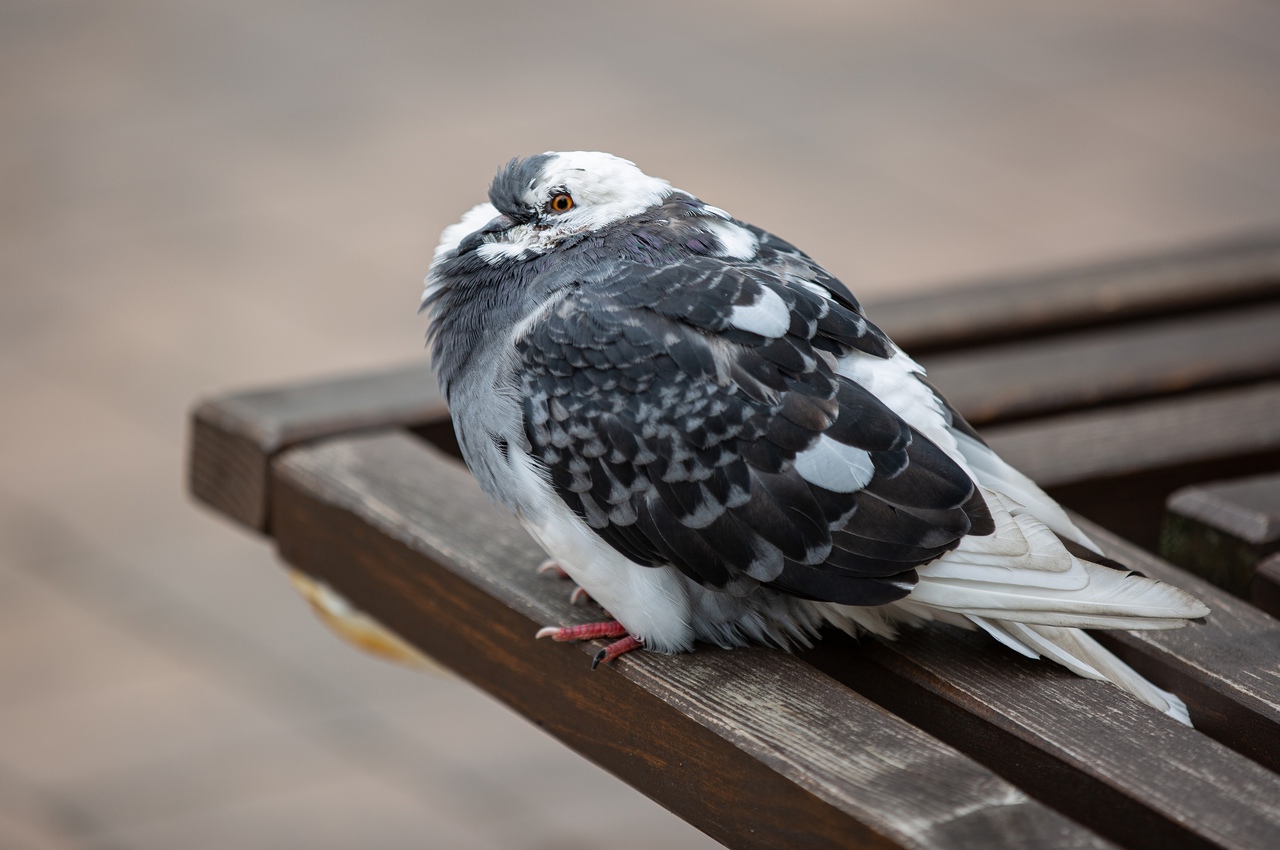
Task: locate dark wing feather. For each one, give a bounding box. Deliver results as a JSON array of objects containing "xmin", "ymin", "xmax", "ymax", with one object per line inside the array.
[{"xmin": 517, "ymin": 251, "xmax": 989, "ymax": 606}]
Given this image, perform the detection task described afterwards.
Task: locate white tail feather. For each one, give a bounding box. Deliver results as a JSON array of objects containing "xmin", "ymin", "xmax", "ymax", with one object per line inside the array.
[
  {"xmin": 907, "ymin": 565, "xmax": 1209, "ymax": 629},
  {"xmin": 833, "ymin": 486, "xmax": 1210, "ymax": 726},
  {"xmin": 975, "ymin": 618, "xmax": 1193, "ymax": 726},
  {"xmin": 909, "ymin": 489, "xmax": 1209, "ymax": 628}
]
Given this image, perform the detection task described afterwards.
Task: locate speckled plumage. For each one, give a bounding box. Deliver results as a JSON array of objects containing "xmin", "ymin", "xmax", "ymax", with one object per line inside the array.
[{"xmin": 424, "ymin": 151, "xmax": 1209, "ymax": 724}]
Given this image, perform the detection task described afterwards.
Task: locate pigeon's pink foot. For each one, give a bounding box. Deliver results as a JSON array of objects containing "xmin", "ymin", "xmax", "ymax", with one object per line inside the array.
[
  {"xmin": 535, "ymin": 620, "xmax": 645, "ymax": 668},
  {"xmin": 536, "ymin": 558, "xmax": 572, "ymax": 581}
]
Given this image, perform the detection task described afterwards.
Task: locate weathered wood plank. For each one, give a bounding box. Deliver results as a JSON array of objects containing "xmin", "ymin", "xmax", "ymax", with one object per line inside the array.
[
  {"xmin": 805, "ymin": 625, "xmax": 1280, "ymax": 850},
  {"xmin": 981, "ymin": 382, "xmax": 1280, "ymax": 549},
  {"xmin": 868, "ymin": 233, "xmax": 1280, "ymax": 354},
  {"xmin": 188, "ymin": 363, "xmax": 444, "ymax": 531},
  {"xmin": 1067, "ymin": 516, "xmax": 1280, "ymax": 777},
  {"xmin": 270, "ymin": 430, "xmax": 1112, "ymax": 850},
  {"xmin": 920, "ymin": 302, "xmax": 1280, "ymax": 426},
  {"xmin": 1162, "ymin": 473, "xmax": 1280, "ymax": 597}
]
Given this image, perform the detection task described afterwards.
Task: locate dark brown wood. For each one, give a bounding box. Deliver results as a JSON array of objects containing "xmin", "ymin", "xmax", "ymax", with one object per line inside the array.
[
  {"xmin": 920, "ymin": 301, "xmax": 1280, "ymax": 427},
  {"xmin": 188, "ymin": 363, "xmax": 445, "ymax": 531},
  {"xmin": 805, "ymin": 627, "xmax": 1280, "ymax": 850},
  {"xmin": 1255, "ymin": 555, "xmax": 1280, "ymax": 619},
  {"xmin": 270, "ymin": 430, "xmax": 1113, "ymax": 850},
  {"xmin": 1161, "ymin": 473, "xmax": 1280, "ymax": 597},
  {"xmin": 1067, "ymin": 516, "xmax": 1280, "ymax": 776},
  {"xmin": 980, "ymin": 382, "xmax": 1280, "ymax": 550},
  {"xmin": 868, "ymin": 233, "xmax": 1280, "ymax": 354}
]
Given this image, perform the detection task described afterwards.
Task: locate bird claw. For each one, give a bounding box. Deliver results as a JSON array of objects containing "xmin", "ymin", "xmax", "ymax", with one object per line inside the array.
[
  {"xmin": 536, "ymin": 558, "xmax": 572, "ymax": 580},
  {"xmin": 536, "ymin": 559, "xmax": 592, "ymax": 604},
  {"xmin": 534, "ymin": 620, "xmax": 645, "ymax": 668},
  {"xmin": 592, "ymin": 635, "xmax": 645, "ymax": 669}
]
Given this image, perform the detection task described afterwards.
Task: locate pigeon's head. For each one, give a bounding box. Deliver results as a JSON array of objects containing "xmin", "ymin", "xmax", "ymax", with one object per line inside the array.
[{"xmin": 431, "ymin": 151, "xmax": 677, "ymax": 266}]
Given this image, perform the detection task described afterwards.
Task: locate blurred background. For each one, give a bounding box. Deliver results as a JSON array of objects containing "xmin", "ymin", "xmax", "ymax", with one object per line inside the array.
[{"xmin": 3, "ymin": 1, "xmax": 1280, "ymax": 847}]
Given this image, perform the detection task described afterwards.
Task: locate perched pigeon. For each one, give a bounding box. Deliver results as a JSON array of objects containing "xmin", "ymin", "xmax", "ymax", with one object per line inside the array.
[{"xmin": 423, "ymin": 151, "xmax": 1209, "ymax": 725}]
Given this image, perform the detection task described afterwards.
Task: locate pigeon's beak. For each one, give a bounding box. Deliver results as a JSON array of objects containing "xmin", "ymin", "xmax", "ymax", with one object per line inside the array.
[
  {"xmin": 457, "ymin": 214, "xmax": 520, "ymax": 253},
  {"xmin": 481, "ymin": 213, "xmax": 520, "ymax": 233}
]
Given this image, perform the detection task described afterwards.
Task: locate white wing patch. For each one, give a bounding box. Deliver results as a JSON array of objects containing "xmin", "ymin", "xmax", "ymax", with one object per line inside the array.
[
  {"xmin": 704, "ymin": 219, "xmax": 759, "ymax": 260},
  {"xmin": 793, "ymin": 435, "xmax": 875, "ymax": 493},
  {"xmin": 727, "ymin": 286, "xmax": 789, "ymax": 337},
  {"xmin": 836, "ymin": 346, "xmax": 969, "ymax": 474}
]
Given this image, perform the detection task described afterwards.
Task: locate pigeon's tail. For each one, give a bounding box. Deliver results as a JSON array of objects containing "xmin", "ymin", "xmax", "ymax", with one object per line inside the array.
[
  {"xmin": 821, "ymin": 487, "xmax": 1208, "ymax": 725},
  {"xmin": 904, "ymin": 555, "xmax": 1210, "ymax": 632},
  {"xmin": 820, "ymin": 598, "xmax": 1198, "ymax": 725},
  {"xmin": 969, "ymin": 617, "xmax": 1192, "ymax": 725}
]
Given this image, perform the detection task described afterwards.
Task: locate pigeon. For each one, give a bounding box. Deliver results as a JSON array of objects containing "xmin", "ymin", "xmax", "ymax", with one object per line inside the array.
[{"xmin": 423, "ymin": 151, "xmax": 1210, "ymax": 725}]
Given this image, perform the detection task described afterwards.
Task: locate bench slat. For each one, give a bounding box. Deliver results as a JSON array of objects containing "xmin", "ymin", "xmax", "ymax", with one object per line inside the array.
[
  {"xmin": 869, "ymin": 234, "xmax": 1280, "ymax": 354},
  {"xmin": 1162, "ymin": 473, "xmax": 1280, "ymax": 596},
  {"xmin": 189, "ymin": 363, "xmax": 444, "ymax": 531},
  {"xmin": 921, "ymin": 302, "xmax": 1280, "ymax": 426},
  {"xmin": 806, "ymin": 628, "xmax": 1280, "ymax": 850},
  {"xmin": 270, "ymin": 430, "xmax": 1113, "ymax": 850},
  {"xmin": 982, "ymin": 382, "xmax": 1280, "ymax": 549},
  {"xmin": 982, "ymin": 383, "xmax": 1280, "ymax": 489}
]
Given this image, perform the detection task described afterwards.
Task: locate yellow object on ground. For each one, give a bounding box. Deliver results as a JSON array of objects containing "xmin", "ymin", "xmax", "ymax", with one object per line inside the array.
[{"xmin": 286, "ymin": 568, "xmax": 446, "ymax": 674}]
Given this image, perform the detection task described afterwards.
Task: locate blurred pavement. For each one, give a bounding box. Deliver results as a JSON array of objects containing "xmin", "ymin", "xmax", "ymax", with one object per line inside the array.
[{"xmin": 3, "ymin": 1, "xmax": 1280, "ymax": 847}]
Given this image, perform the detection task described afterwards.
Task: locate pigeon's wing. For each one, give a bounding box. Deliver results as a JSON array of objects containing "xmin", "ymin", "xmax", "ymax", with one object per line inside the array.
[{"xmin": 516, "ymin": 254, "xmax": 993, "ymax": 606}]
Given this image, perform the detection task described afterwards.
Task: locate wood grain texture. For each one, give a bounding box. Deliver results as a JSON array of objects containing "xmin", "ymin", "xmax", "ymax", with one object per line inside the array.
[
  {"xmin": 188, "ymin": 363, "xmax": 445, "ymax": 531},
  {"xmin": 1069, "ymin": 516, "xmax": 1280, "ymax": 776},
  {"xmin": 867, "ymin": 233, "xmax": 1280, "ymax": 354},
  {"xmin": 270, "ymin": 430, "xmax": 1112, "ymax": 850},
  {"xmin": 920, "ymin": 302, "xmax": 1280, "ymax": 426},
  {"xmin": 188, "ymin": 413, "xmax": 271, "ymax": 533},
  {"xmin": 805, "ymin": 625, "xmax": 1280, "ymax": 850}
]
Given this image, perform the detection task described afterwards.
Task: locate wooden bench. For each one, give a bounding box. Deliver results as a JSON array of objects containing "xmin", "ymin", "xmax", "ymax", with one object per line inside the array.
[
  {"xmin": 189, "ymin": 234, "xmax": 1280, "ymax": 849},
  {"xmin": 1162, "ymin": 471, "xmax": 1280, "ymax": 613}
]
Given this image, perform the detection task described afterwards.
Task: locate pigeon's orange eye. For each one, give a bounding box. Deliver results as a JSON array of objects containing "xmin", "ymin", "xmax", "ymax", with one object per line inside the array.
[{"xmin": 549, "ymin": 193, "xmax": 574, "ymax": 213}]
